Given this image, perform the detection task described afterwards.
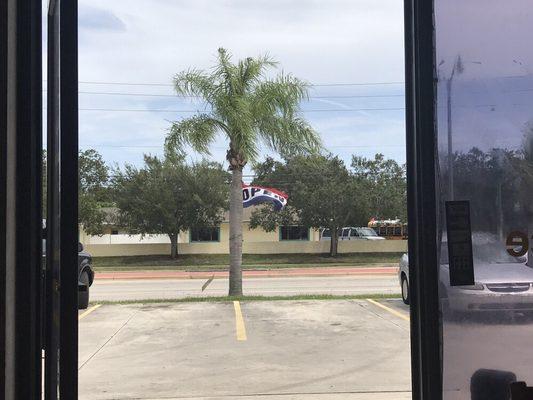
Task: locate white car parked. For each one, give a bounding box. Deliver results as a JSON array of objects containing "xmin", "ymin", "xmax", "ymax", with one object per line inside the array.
[
  {"xmin": 342, "ymin": 227, "xmax": 385, "ymax": 241},
  {"xmin": 320, "ymin": 227, "xmax": 385, "ymax": 241},
  {"xmin": 398, "ymin": 237, "xmax": 533, "ymax": 312}
]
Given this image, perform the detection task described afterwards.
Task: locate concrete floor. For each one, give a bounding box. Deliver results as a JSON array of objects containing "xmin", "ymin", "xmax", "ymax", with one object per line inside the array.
[
  {"xmin": 90, "ymin": 275, "xmax": 400, "ymax": 301},
  {"xmin": 442, "ymin": 311, "xmax": 533, "ymax": 400},
  {"xmin": 79, "ymin": 299, "xmax": 411, "ymax": 400}
]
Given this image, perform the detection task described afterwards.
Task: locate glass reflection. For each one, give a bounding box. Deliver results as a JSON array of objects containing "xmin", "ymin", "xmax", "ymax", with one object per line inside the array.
[{"xmin": 435, "ymin": 1, "xmax": 533, "ymax": 398}]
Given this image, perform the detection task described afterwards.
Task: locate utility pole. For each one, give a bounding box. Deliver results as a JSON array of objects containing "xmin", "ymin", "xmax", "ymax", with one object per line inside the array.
[
  {"xmin": 445, "ymin": 55, "xmax": 463, "ymax": 201},
  {"xmin": 446, "ymin": 75, "xmax": 454, "ymax": 200},
  {"xmin": 443, "ymin": 56, "xmax": 482, "ymax": 201}
]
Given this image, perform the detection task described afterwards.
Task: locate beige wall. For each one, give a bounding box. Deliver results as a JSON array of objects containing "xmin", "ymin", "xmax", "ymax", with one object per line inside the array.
[
  {"xmin": 85, "ymin": 243, "xmax": 173, "ymax": 257},
  {"xmin": 81, "ymin": 221, "xmax": 406, "ymax": 257},
  {"xmin": 243, "ymin": 223, "xmax": 278, "ymax": 242},
  {"xmin": 84, "ymin": 239, "xmax": 407, "ymax": 257},
  {"xmin": 83, "ymin": 223, "xmax": 321, "ymax": 245}
]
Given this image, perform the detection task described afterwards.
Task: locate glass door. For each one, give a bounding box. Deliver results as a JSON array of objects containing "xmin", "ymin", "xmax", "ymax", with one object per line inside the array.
[{"xmin": 434, "ymin": 1, "xmax": 533, "ymax": 398}]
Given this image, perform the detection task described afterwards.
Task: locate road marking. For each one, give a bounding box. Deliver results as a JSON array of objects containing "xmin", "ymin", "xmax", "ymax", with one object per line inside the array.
[
  {"xmin": 78, "ymin": 304, "xmax": 101, "ymax": 320},
  {"xmin": 366, "ymin": 299, "xmax": 410, "ymax": 322},
  {"xmin": 233, "ymin": 301, "xmax": 247, "ymax": 341}
]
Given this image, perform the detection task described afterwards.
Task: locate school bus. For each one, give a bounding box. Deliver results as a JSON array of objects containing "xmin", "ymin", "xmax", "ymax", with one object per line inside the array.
[{"xmin": 368, "ymin": 218, "xmax": 408, "ymax": 240}]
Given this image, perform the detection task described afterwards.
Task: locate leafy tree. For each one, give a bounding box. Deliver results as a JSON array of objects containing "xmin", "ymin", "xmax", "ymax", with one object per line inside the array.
[
  {"xmin": 518, "ymin": 122, "xmax": 533, "ymax": 219},
  {"xmin": 250, "ymin": 155, "xmax": 368, "ymax": 256},
  {"xmin": 440, "ymin": 147, "xmax": 521, "ymax": 235},
  {"xmin": 112, "ymin": 155, "xmax": 229, "ymax": 259},
  {"xmin": 248, "ymin": 157, "xmax": 300, "ymax": 231},
  {"xmin": 79, "ymin": 149, "xmax": 112, "ymax": 235},
  {"xmin": 42, "ymin": 149, "xmax": 111, "ymax": 235},
  {"xmin": 351, "ymin": 154, "xmax": 407, "ymax": 222},
  {"xmin": 165, "ymin": 48, "xmax": 321, "ymax": 295}
]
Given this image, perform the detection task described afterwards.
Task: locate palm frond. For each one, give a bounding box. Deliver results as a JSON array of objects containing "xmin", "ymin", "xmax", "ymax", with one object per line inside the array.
[
  {"xmin": 257, "ymin": 114, "xmax": 322, "ymax": 157},
  {"xmin": 166, "ymin": 114, "xmax": 224, "ymax": 156},
  {"xmin": 230, "ymin": 127, "xmax": 260, "ymax": 162},
  {"xmin": 252, "ymin": 74, "xmax": 310, "ymax": 117},
  {"xmin": 239, "ymin": 53, "xmax": 278, "ymax": 91},
  {"xmin": 173, "ymin": 69, "xmax": 217, "ymax": 105},
  {"xmin": 168, "ymin": 48, "xmax": 322, "ymax": 167},
  {"xmin": 215, "ymin": 48, "xmax": 240, "ymax": 97}
]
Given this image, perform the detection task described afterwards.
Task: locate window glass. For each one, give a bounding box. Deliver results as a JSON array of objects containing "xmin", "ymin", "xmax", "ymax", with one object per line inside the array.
[
  {"xmin": 356, "ymin": 228, "xmax": 378, "ymax": 237},
  {"xmin": 341, "ymin": 228, "xmax": 350, "ymax": 238},
  {"xmin": 349, "ymin": 229, "xmax": 358, "ymax": 237},
  {"xmin": 190, "ymin": 227, "xmax": 219, "ymax": 242},
  {"xmin": 280, "ymin": 226, "xmax": 309, "ymax": 241},
  {"xmin": 321, "ymin": 229, "xmax": 331, "ymax": 238},
  {"xmin": 435, "ymin": 1, "xmax": 533, "ymax": 397}
]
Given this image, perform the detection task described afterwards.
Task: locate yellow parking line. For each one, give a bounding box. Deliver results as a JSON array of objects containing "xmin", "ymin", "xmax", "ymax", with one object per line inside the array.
[
  {"xmin": 366, "ymin": 299, "xmax": 410, "ymax": 322},
  {"xmin": 79, "ymin": 304, "xmax": 101, "ymax": 321},
  {"xmin": 233, "ymin": 301, "xmax": 247, "ymax": 341}
]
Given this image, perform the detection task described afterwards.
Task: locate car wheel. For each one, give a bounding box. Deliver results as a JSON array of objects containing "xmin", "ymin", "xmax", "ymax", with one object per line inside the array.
[
  {"xmin": 78, "ymin": 271, "xmax": 90, "ymax": 310},
  {"xmin": 401, "ymin": 275, "xmax": 410, "ymax": 305}
]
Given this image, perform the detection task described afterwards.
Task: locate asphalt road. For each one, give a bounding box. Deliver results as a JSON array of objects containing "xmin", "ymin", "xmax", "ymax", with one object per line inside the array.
[{"xmin": 90, "ymin": 275, "xmax": 401, "ymax": 301}]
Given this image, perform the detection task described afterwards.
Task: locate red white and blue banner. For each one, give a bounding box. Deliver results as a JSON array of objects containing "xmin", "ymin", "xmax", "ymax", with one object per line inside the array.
[{"xmin": 242, "ymin": 184, "xmax": 288, "ymax": 211}]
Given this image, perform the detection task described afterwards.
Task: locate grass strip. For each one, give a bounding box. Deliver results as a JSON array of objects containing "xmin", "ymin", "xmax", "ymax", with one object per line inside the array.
[
  {"xmin": 91, "ymin": 293, "xmax": 401, "ymax": 306},
  {"xmin": 92, "ymin": 252, "xmax": 404, "ymax": 271}
]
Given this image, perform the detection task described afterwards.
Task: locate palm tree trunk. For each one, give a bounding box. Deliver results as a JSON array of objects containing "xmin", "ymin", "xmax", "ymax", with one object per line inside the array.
[{"xmin": 229, "ymin": 168, "xmax": 243, "ymax": 296}]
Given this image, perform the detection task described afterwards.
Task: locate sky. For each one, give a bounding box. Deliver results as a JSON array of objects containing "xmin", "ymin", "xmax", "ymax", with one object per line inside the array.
[
  {"xmin": 41, "ymin": 0, "xmax": 533, "ymax": 180},
  {"xmin": 51, "ymin": 0, "xmax": 407, "ymax": 179},
  {"xmin": 434, "ymin": 0, "xmax": 533, "ymax": 157}
]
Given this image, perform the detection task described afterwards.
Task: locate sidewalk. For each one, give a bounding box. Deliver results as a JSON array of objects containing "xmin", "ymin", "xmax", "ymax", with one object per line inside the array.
[{"xmin": 95, "ymin": 265, "xmax": 398, "ymax": 280}]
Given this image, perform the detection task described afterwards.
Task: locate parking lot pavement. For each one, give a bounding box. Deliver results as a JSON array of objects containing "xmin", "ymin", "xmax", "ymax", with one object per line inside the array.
[
  {"xmin": 79, "ymin": 300, "xmax": 411, "ymax": 400},
  {"xmin": 379, "ymin": 298, "xmax": 410, "ymax": 315},
  {"xmin": 361, "ymin": 299, "xmax": 533, "ymax": 400}
]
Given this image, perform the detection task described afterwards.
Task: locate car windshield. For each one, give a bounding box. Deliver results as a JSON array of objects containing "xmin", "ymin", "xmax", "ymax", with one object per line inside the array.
[
  {"xmin": 321, "ymin": 229, "xmax": 331, "ymax": 238},
  {"xmin": 357, "ymin": 228, "xmax": 378, "ymax": 237},
  {"xmin": 440, "ymin": 241, "xmax": 525, "ymax": 264}
]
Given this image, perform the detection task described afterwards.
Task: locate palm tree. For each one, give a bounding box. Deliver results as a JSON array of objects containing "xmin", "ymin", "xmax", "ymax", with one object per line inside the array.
[{"xmin": 166, "ymin": 48, "xmax": 322, "ymax": 296}]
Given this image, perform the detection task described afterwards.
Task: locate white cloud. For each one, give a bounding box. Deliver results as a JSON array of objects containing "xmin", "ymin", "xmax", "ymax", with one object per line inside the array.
[{"xmin": 75, "ymin": 0, "xmax": 406, "ymax": 170}]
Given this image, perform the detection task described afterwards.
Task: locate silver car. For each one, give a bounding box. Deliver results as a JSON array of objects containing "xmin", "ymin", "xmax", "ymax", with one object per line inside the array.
[
  {"xmin": 341, "ymin": 227, "xmax": 385, "ymax": 241},
  {"xmin": 398, "ymin": 239, "xmax": 533, "ymax": 312},
  {"xmin": 320, "ymin": 227, "xmax": 385, "ymax": 241}
]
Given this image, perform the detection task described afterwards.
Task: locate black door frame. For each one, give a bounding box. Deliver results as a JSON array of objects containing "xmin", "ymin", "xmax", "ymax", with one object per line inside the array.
[
  {"xmin": 405, "ymin": 0, "xmax": 442, "ymax": 399},
  {"xmin": 0, "ymin": 0, "xmax": 79, "ymax": 398},
  {"xmin": 1, "ymin": 0, "xmax": 43, "ymax": 398},
  {"xmin": 59, "ymin": 0, "xmax": 80, "ymax": 397},
  {"xmin": 2, "ymin": 0, "xmax": 441, "ymax": 398},
  {"xmin": 43, "ymin": 0, "xmax": 79, "ymax": 398},
  {"xmin": 45, "ymin": 0, "xmax": 80, "ymax": 398}
]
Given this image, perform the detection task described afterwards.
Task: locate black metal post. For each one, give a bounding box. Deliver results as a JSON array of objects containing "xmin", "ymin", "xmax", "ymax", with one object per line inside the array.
[
  {"xmin": 405, "ymin": 0, "xmax": 443, "ymax": 399},
  {"xmin": 45, "ymin": 0, "xmax": 61, "ymax": 398},
  {"xmin": 15, "ymin": 0, "xmax": 43, "ymax": 397},
  {"xmin": 0, "ymin": 0, "xmax": 7, "ymax": 395},
  {"xmin": 0, "ymin": 0, "xmax": 43, "ymax": 398},
  {"xmin": 60, "ymin": 0, "xmax": 79, "ymax": 397}
]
